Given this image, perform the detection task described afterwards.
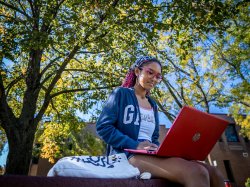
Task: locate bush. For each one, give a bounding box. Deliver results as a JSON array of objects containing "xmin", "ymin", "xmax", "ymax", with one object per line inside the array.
[
  {"xmin": 246, "ymin": 178, "xmax": 250, "ymax": 187},
  {"xmin": 0, "ymin": 165, "xmax": 5, "ymax": 175}
]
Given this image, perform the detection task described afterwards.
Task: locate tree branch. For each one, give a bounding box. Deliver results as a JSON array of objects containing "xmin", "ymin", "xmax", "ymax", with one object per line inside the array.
[
  {"xmin": 40, "ymin": 0, "xmax": 65, "ymax": 33},
  {"xmin": 238, "ymin": 101, "xmax": 250, "ymax": 108},
  {"xmin": 17, "ymin": 0, "xmax": 26, "ymax": 15},
  {"xmin": 50, "ymin": 84, "xmax": 119, "ymax": 99},
  {"xmin": 201, "ymin": 32, "xmax": 247, "ymax": 82},
  {"xmin": 40, "ymin": 72, "xmax": 56, "ymax": 87},
  {"xmin": 97, "ymin": 0, "xmax": 120, "ymax": 23},
  {"xmin": 35, "ymin": 0, "xmax": 117, "ymax": 124},
  {"xmin": 40, "ymin": 56, "xmax": 61, "ymax": 77},
  {"xmin": 162, "ymin": 78, "xmax": 183, "ymax": 108},
  {"xmin": 77, "ymin": 50, "xmax": 109, "ymax": 54},
  {"xmin": 157, "ymin": 50, "xmax": 191, "ymax": 76},
  {"xmin": 221, "ymin": 55, "xmax": 246, "ymax": 81},
  {"xmin": 0, "ymin": 72, "xmax": 18, "ymax": 130},
  {"xmin": 46, "ymin": 46, "xmax": 80, "ymax": 94},
  {"xmin": 51, "ymin": 98, "xmax": 60, "ymax": 117},
  {"xmin": 150, "ymin": 96, "xmax": 176, "ymax": 122},
  {"xmin": 35, "ymin": 45, "xmax": 80, "ymax": 124},
  {"xmin": 0, "ymin": 1, "xmax": 30, "ymax": 19},
  {"xmin": 64, "ymin": 68, "xmax": 106, "ymax": 75},
  {"xmin": 27, "ymin": 0, "xmax": 34, "ymax": 17},
  {"xmin": 190, "ymin": 58, "xmax": 210, "ymax": 112},
  {"xmin": 180, "ymin": 84, "xmax": 188, "ymax": 105},
  {"xmin": 6, "ymin": 74, "xmax": 24, "ymax": 97},
  {"xmin": 166, "ymin": 78, "xmax": 183, "ymax": 102}
]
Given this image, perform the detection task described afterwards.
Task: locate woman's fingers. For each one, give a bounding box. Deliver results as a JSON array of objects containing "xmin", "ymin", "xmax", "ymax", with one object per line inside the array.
[{"xmin": 137, "ymin": 141, "xmax": 158, "ymax": 150}]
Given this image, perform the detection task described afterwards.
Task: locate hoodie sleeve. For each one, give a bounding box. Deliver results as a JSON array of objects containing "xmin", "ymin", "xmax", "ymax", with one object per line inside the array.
[{"xmin": 96, "ymin": 88, "xmax": 139, "ymax": 149}]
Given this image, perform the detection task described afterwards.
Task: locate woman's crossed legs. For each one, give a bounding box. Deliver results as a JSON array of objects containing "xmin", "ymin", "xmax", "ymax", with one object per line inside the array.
[{"xmin": 129, "ymin": 155, "xmax": 225, "ymax": 187}]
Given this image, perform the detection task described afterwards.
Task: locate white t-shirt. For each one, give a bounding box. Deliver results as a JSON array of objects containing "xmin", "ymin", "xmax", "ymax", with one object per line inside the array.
[{"xmin": 138, "ymin": 107, "xmax": 155, "ymax": 142}]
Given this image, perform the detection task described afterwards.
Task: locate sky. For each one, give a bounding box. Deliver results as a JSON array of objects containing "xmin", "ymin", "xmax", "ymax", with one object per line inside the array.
[{"xmin": 0, "ymin": 144, "xmax": 8, "ymax": 167}]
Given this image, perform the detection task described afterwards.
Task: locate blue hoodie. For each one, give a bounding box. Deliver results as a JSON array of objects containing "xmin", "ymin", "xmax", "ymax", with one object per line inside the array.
[{"xmin": 96, "ymin": 87, "xmax": 160, "ymax": 157}]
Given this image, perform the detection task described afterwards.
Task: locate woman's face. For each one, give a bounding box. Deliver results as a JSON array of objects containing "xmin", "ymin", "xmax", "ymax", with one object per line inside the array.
[{"xmin": 135, "ymin": 62, "xmax": 162, "ymax": 90}]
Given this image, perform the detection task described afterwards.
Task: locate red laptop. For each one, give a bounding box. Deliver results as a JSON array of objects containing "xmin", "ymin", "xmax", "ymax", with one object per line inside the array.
[{"xmin": 125, "ymin": 106, "xmax": 230, "ymax": 161}]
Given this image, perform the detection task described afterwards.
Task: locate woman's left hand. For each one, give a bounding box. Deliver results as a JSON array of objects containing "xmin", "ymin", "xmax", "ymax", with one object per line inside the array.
[{"xmin": 137, "ymin": 141, "xmax": 158, "ymax": 150}]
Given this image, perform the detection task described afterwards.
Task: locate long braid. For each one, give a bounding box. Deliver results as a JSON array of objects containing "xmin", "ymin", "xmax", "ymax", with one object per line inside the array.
[{"xmin": 121, "ymin": 70, "xmax": 136, "ymax": 88}]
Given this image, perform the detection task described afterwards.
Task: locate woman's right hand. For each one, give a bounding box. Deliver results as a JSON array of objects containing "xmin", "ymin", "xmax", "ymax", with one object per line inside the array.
[{"xmin": 136, "ymin": 141, "xmax": 158, "ymax": 150}]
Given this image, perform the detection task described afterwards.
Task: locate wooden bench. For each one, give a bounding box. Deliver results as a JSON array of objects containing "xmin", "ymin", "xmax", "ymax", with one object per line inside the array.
[{"xmin": 0, "ymin": 175, "xmax": 183, "ymax": 187}]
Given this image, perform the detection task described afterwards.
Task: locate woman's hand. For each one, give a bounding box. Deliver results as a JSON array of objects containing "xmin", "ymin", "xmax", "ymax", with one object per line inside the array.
[{"xmin": 136, "ymin": 141, "xmax": 158, "ymax": 150}]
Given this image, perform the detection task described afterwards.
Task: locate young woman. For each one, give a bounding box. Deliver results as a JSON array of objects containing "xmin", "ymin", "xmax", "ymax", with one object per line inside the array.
[{"xmin": 96, "ymin": 56, "xmax": 225, "ymax": 187}]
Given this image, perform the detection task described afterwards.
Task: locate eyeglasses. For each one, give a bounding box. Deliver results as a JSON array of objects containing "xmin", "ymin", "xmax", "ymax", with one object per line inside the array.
[{"xmin": 138, "ymin": 67, "xmax": 162, "ymax": 83}]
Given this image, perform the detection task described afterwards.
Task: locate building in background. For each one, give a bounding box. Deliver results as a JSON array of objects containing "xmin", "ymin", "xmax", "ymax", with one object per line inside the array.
[{"xmin": 209, "ymin": 114, "xmax": 250, "ymax": 187}]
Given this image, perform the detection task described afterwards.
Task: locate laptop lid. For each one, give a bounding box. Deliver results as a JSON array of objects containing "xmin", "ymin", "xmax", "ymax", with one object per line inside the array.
[
  {"xmin": 156, "ymin": 106, "xmax": 229, "ymax": 160},
  {"xmin": 125, "ymin": 106, "xmax": 230, "ymax": 161}
]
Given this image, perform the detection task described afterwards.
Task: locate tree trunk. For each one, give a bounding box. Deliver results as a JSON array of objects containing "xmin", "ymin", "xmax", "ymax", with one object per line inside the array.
[
  {"xmin": 3, "ymin": 48, "xmax": 43, "ymax": 175},
  {"xmin": 5, "ymin": 123, "xmax": 36, "ymax": 175}
]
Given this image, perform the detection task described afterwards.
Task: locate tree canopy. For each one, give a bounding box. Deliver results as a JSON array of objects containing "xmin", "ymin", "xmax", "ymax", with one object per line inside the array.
[{"xmin": 0, "ymin": 0, "xmax": 249, "ymax": 175}]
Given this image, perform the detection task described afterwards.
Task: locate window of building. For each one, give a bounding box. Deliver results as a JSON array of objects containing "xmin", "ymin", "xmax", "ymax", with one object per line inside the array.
[
  {"xmin": 223, "ymin": 160, "xmax": 235, "ymax": 182},
  {"xmin": 225, "ymin": 124, "xmax": 239, "ymax": 142}
]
